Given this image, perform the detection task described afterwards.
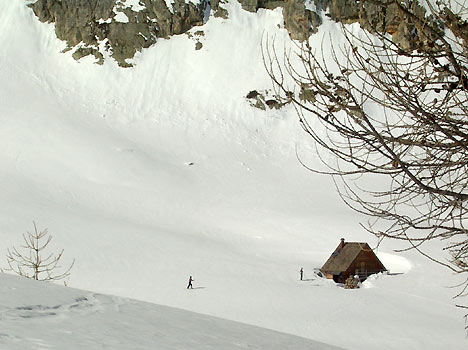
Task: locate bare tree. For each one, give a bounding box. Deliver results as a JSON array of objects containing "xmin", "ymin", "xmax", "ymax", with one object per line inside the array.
[
  {"xmin": 264, "ymin": 0, "xmax": 468, "ymax": 304},
  {"xmin": 6, "ymin": 222, "xmax": 74, "ymax": 283}
]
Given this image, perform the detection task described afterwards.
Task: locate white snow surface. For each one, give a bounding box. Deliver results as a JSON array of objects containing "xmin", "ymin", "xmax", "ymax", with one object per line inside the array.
[
  {"xmin": 0, "ymin": 1, "xmax": 466, "ymax": 349},
  {"xmin": 120, "ymin": 0, "xmax": 146, "ymax": 12},
  {"xmin": 98, "ymin": 18, "xmax": 113, "ymax": 24},
  {"xmin": 0, "ymin": 274, "xmax": 343, "ymax": 349},
  {"xmin": 113, "ymin": 9, "xmax": 130, "ymax": 23},
  {"xmin": 113, "ymin": 0, "xmax": 147, "ymax": 23}
]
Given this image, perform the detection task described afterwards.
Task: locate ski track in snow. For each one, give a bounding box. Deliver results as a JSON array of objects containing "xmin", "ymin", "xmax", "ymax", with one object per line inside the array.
[
  {"xmin": 0, "ymin": 275, "xmax": 345, "ymax": 350},
  {"xmin": 1, "ymin": 294, "xmax": 110, "ymax": 322}
]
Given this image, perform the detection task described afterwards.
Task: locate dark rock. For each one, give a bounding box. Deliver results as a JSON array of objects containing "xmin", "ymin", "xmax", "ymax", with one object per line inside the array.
[
  {"xmin": 282, "ymin": 0, "xmax": 324, "ymax": 40},
  {"xmin": 28, "ymin": 0, "xmax": 438, "ymax": 68},
  {"xmin": 210, "ymin": 0, "xmax": 220, "ymax": 11},
  {"xmin": 29, "ymin": 0, "xmax": 208, "ymax": 66},
  {"xmin": 238, "ymin": 0, "xmax": 258, "ymax": 12},
  {"xmin": 283, "ymin": 0, "xmax": 310, "ymax": 41},
  {"xmin": 246, "ymin": 90, "xmax": 260, "ymax": 99},
  {"xmin": 246, "ymin": 89, "xmax": 268, "ymax": 110},
  {"xmin": 299, "ymin": 85, "xmax": 316, "ymax": 103},
  {"xmin": 247, "ymin": 89, "xmax": 291, "ymax": 110},
  {"xmin": 72, "ymin": 46, "xmax": 104, "ymax": 65},
  {"xmin": 265, "ymin": 99, "xmax": 281, "ymax": 109},
  {"xmin": 326, "ymin": 0, "xmax": 359, "ymax": 24},
  {"xmin": 258, "ymin": 0, "xmax": 284, "ymax": 10},
  {"xmin": 214, "ymin": 6, "xmax": 229, "ymax": 19},
  {"xmin": 359, "ymin": 0, "xmax": 436, "ymax": 52}
]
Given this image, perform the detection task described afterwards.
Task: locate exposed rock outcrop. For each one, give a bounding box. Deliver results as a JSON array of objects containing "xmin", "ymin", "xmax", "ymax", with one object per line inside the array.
[
  {"xmin": 358, "ymin": 0, "xmax": 434, "ymax": 51},
  {"xmin": 316, "ymin": 0, "xmax": 359, "ymax": 23},
  {"xmin": 236, "ymin": 0, "xmax": 432, "ymax": 47},
  {"xmin": 28, "ymin": 0, "xmax": 438, "ymax": 66},
  {"xmin": 321, "ymin": 0, "xmax": 438, "ymax": 52},
  {"xmin": 283, "ymin": 0, "xmax": 320, "ymax": 41},
  {"xmin": 29, "ymin": 0, "xmax": 208, "ymax": 66},
  {"xmin": 237, "ymin": 0, "xmax": 322, "ymax": 40},
  {"xmin": 246, "ymin": 89, "xmax": 288, "ymax": 110}
]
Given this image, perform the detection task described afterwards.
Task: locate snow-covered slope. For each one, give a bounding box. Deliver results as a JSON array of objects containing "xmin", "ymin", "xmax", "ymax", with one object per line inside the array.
[
  {"xmin": 0, "ymin": 1, "xmax": 466, "ymax": 349},
  {"xmin": 0, "ymin": 274, "xmax": 344, "ymax": 349}
]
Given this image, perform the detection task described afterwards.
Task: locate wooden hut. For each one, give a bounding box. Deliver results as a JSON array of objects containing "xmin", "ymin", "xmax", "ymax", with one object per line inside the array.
[{"xmin": 320, "ymin": 238, "xmax": 386, "ymax": 283}]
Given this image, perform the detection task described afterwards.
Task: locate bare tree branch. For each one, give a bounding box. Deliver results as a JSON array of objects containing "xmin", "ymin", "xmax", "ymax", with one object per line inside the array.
[
  {"xmin": 5, "ymin": 222, "xmax": 74, "ymax": 283},
  {"xmin": 264, "ymin": 0, "xmax": 468, "ymax": 306}
]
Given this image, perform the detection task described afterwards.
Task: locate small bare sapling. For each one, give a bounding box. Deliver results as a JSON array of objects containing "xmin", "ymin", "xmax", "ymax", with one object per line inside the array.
[{"xmin": 6, "ymin": 222, "xmax": 74, "ymax": 282}]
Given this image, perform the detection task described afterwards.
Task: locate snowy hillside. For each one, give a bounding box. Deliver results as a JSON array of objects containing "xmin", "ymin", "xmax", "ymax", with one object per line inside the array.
[
  {"xmin": 0, "ymin": 0, "xmax": 466, "ymax": 349},
  {"xmin": 0, "ymin": 274, "xmax": 344, "ymax": 349}
]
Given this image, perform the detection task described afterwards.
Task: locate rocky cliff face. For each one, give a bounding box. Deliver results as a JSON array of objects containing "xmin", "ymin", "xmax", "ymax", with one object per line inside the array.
[
  {"xmin": 28, "ymin": 0, "xmax": 433, "ymax": 66},
  {"xmin": 358, "ymin": 0, "xmax": 437, "ymax": 51},
  {"xmin": 30, "ymin": 0, "xmax": 208, "ymax": 66},
  {"xmin": 237, "ymin": 0, "xmax": 433, "ymax": 48}
]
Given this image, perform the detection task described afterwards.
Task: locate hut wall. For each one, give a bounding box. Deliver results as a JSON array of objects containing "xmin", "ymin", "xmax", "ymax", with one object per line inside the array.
[{"xmin": 346, "ymin": 250, "xmax": 385, "ymax": 280}]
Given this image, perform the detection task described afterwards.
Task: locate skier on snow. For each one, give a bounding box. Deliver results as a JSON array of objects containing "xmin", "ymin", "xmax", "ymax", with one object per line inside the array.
[{"xmin": 187, "ymin": 275, "xmax": 194, "ymax": 289}]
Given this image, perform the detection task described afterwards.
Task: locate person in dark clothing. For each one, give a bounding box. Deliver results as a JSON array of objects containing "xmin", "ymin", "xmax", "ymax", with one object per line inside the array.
[
  {"xmin": 187, "ymin": 275, "xmax": 194, "ymax": 289},
  {"xmin": 300, "ymin": 268, "xmax": 304, "ymax": 281}
]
